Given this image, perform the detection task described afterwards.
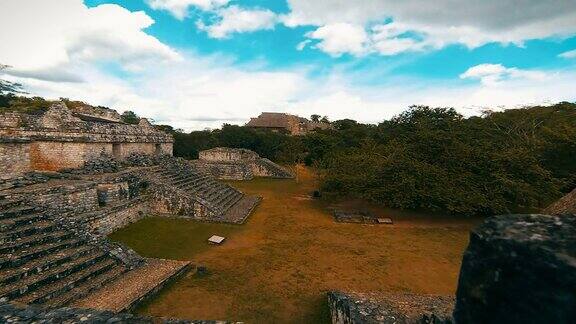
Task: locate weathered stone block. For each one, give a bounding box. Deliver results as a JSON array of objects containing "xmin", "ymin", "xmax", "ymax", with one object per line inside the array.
[{"xmin": 454, "ymin": 214, "xmax": 576, "ymax": 323}]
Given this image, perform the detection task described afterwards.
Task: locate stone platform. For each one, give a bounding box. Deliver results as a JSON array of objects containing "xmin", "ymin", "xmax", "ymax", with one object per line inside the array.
[{"xmin": 72, "ymin": 258, "xmax": 192, "ymax": 312}]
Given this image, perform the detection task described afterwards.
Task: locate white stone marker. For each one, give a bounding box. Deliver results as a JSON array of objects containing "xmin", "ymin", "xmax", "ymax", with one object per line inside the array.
[{"xmin": 208, "ymin": 235, "xmax": 226, "ymax": 244}]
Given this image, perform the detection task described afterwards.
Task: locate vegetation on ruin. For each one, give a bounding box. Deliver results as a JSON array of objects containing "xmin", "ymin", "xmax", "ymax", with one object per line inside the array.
[
  {"xmin": 0, "ymin": 95, "xmax": 52, "ymax": 114},
  {"xmin": 168, "ymin": 102, "xmax": 576, "ymax": 217},
  {"xmin": 110, "ymin": 167, "xmax": 478, "ymax": 323}
]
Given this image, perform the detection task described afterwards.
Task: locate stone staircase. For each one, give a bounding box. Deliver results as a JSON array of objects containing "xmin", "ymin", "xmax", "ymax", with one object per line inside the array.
[
  {"xmin": 150, "ymin": 160, "xmax": 260, "ymax": 223},
  {"xmin": 256, "ymin": 158, "xmax": 294, "ymax": 178},
  {"xmin": 152, "ymin": 163, "xmax": 243, "ymax": 215},
  {"xmin": 0, "ymin": 196, "xmax": 128, "ymax": 308}
]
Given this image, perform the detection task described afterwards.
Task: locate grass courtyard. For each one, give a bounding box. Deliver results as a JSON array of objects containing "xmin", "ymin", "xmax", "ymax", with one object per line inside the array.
[{"xmin": 109, "ymin": 167, "xmax": 480, "ymax": 323}]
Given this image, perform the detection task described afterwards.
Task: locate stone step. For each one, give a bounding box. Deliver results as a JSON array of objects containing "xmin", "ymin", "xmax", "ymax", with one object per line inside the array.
[
  {"xmin": 168, "ymin": 174, "xmax": 195, "ymax": 185},
  {"xmin": 1, "ymin": 250, "xmax": 110, "ymax": 302},
  {"xmin": 0, "ymin": 245, "xmax": 95, "ymax": 286},
  {"xmin": 15, "ymin": 257, "xmax": 118, "ymax": 305},
  {"xmin": 45, "ymin": 265, "xmax": 127, "ymax": 308},
  {"xmin": 0, "ymin": 198, "xmax": 24, "ymax": 210},
  {"xmin": 0, "ymin": 206, "xmax": 37, "ymax": 219},
  {"xmin": 0, "ymin": 238, "xmax": 83, "ymax": 270},
  {"xmin": 0, "ymin": 212, "xmax": 44, "ymax": 231},
  {"xmin": 1, "ymin": 220, "xmax": 56, "ymax": 241},
  {"xmin": 221, "ymin": 193, "xmax": 243, "ymax": 212},
  {"xmin": 0, "ymin": 230, "xmax": 73, "ymax": 254}
]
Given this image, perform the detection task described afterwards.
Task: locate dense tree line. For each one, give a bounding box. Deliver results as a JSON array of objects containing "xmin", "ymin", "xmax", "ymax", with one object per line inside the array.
[{"xmin": 168, "ymin": 103, "xmax": 576, "ymax": 216}]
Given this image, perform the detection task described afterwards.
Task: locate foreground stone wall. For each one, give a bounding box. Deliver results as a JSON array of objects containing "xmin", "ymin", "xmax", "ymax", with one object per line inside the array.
[
  {"xmin": 0, "ymin": 301, "xmax": 237, "ymax": 323},
  {"xmin": 454, "ymin": 214, "xmax": 576, "ymax": 323}
]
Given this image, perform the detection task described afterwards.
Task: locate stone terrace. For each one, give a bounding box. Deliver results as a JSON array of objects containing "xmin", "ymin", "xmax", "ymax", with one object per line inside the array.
[
  {"xmin": 194, "ymin": 147, "xmax": 294, "ymax": 181},
  {"xmin": 0, "ymin": 156, "xmax": 260, "ymax": 313}
]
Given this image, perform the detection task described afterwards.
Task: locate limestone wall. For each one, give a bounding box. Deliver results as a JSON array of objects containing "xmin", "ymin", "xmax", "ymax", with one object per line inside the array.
[
  {"xmin": 0, "ymin": 142, "xmax": 30, "ymax": 179},
  {"xmin": 0, "ymin": 102, "xmax": 173, "ymax": 177},
  {"xmin": 199, "ymin": 147, "xmax": 259, "ymax": 162},
  {"xmin": 197, "ymin": 147, "xmax": 294, "ymax": 180},
  {"xmin": 85, "ymin": 199, "xmax": 149, "ymax": 236}
]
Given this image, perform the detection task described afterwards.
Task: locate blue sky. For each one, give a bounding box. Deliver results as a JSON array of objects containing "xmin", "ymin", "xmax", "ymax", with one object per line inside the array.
[{"xmin": 1, "ymin": 0, "xmax": 575, "ymax": 129}]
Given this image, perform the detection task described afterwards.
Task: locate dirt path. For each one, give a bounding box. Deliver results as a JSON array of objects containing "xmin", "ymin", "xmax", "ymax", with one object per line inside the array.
[{"xmin": 111, "ymin": 166, "xmax": 479, "ymax": 323}]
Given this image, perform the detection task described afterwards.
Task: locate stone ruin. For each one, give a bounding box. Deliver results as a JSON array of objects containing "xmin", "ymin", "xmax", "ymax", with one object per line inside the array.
[
  {"xmin": 2, "ymin": 102, "xmax": 574, "ymax": 323},
  {"xmin": 0, "ymin": 101, "xmax": 173, "ymax": 177},
  {"xmin": 192, "ymin": 147, "xmax": 294, "ymax": 180},
  {"xmin": 0, "ymin": 102, "xmax": 261, "ymax": 321},
  {"xmin": 329, "ymin": 213, "xmax": 576, "ymax": 323}
]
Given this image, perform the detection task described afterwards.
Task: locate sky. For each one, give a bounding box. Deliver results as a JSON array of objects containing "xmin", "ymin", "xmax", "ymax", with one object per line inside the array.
[{"xmin": 0, "ymin": 0, "xmax": 575, "ymax": 130}]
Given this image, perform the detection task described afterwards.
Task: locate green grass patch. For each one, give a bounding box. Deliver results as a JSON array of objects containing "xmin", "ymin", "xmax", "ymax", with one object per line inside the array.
[{"xmin": 108, "ymin": 217, "xmax": 243, "ymax": 260}]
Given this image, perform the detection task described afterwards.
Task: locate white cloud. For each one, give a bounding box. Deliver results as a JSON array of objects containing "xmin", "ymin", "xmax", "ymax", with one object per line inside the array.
[
  {"xmin": 8, "ymin": 56, "xmax": 574, "ymax": 131},
  {"xmin": 0, "ymin": 0, "xmax": 180, "ymax": 81},
  {"xmin": 1, "ymin": 1, "xmax": 574, "ymax": 131},
  {"xmin": 286, "ymin": 0, "xmax": 576, "ymax": 56},
  {"xmin": 559, "ymin": 49, "xmax": 576, "ymax": 59},
  {"xmin": 460, "ymin": 64, "xmax": 548, "ymax": 85},
  {"xmin": 304, "ymin": 23, "xmax": 369, "ymax": 57},
  {"xmin": 146, "ymin": 0, "xmax": 229, "ymax": 19},
  {"xmin": 197, "ymin": 6, "xmax": 278, "ymax": 39}
]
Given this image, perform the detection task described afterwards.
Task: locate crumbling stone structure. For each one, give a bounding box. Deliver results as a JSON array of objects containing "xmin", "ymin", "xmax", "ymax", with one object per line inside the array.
[
  {"xmin": 0, "ymin": 102, "xmax": 173, "ymax": 178},
  {"xmin": 194, "ymin": 147, "xmax": 294, "ymax": 180},
  {"xmin": 246, "ymin": 112, "xmax": 332, "ymax": 135},
  {"xmin": 0, "ymin": 104, "xmax": 261, "ymax": 318}
]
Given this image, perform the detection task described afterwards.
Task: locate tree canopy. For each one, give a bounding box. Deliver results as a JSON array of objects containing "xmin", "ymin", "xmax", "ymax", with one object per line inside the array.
[{"xmin": 168, "ymin": 102, "xmax": 576, "ymax": 216}]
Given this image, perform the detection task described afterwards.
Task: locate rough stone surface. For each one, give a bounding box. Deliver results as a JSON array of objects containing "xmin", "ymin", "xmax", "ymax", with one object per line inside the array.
[
  {"xmin": 195, "ymin": 147, "xmax": 294, "ymax": 180},
  {"xmin": 0, "ymin": 301, "xmax": 236, "ymax": 323},
  {"xmin": 0, "ymin": 102, "xmax": 173, "ymax": 177},
  {"xmin": 328, "ymin": 291, "xmax": 454, "ymax": 324},
  {"xmin": 454, "ymin": 214, "xmax": 576, "ymax": 324}
]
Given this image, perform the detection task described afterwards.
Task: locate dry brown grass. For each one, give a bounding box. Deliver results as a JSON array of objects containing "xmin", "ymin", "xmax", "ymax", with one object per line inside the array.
[{"xmin": 110, "ymin": 166, "xmax": 480, "ymax": 323}]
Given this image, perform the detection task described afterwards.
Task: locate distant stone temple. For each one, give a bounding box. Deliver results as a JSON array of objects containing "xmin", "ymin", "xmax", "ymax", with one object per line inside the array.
[
  {"xmin": 0, "ymin": 102, "xmax": 173, "ymax": 178},
  {"xmin": 246, "ymin": 112, "xmax": 332, "ymax": 135},
  {"xmin": 194, "ymin": 147, "xmax": 294, "ymax": 180}
]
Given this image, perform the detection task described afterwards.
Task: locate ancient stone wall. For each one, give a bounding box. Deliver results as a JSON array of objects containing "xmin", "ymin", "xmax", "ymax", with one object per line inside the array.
[
  {"xmin": 0, "ymin": 142, "xmax": 30, "ymax": 179},
  {"xmin": 86, "ymin": 199, "xmax": 149, "ymax": 236},
  {"xmin": 193, "ymin": 161, "xmax": 254, "ymax": 180},
  {"xmin": 199, "ymin": 147, "xmax": 259, "ymax": 162},
  {"xmin": 249, "ymin": 159, "xmax": 293, "ymax": 178},
  {"xmin": 197, "ymin": 148, "xmax": 294, "ymax": 180},
  {"xmin": 0, "ymin": 102, "xmax": 173, "ymax": 177}
]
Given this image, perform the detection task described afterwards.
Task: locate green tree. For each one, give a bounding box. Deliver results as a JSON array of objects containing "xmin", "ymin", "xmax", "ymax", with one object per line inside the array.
[
  {"xmin": 121, "ymin": 110, "xmax": 140, "ymax": 124},
  {"xmin": 0, "ymin": 64, "xmax": 25, "ymax": 95}
]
